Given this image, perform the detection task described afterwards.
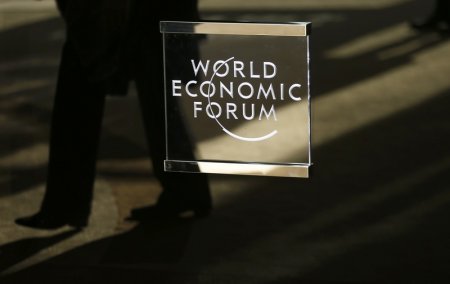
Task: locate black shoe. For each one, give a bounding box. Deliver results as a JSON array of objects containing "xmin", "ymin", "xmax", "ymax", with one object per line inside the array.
[{"xmin": 15, "ymin": 212, "xmax": 87, "ymax": 230}]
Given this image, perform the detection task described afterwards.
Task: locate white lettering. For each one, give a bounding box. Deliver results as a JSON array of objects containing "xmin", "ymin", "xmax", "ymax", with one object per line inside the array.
[
  {"xmin": 220, "ymin": 81, "xmax": 234, "ymax": 98},
  {"xmin": 200, "ymin": 81, "xmax": 216, "ymax": 98},
  {"xmin": 172, "ymin": 80, "xmax": 182, "ymax": 96},
  {"xmin": 259, "ymin": 104, "xmax": 277, "ymax": 121},
  {"xmin": 242, "ymin": 103, "xmax": 255, "ymax": 120},
  {"xmin": 263, "ymin": 62, "xmax": 277, "ymax": 78},
  {"xmin": 289, "ymin": 84, "xmax": 302, "ymax": 101},
  {"xmin": 193, "ymin": 101, "xmax": 202, "ymax": 118},
  {"xmin": 191, "ymin": 60, "xmax": 210, "ymax": 77},
  {"xmin": 250, "ymin": 61, "xmax": 260, "ymax": 78},
  {"xmin": 233, "ymin": 60, "xmax": 245, "ymax": 78},
  {"xmin": 206, "ymin": 102, "xmax": 221, "ymax": 118},
  {"xmin": 226, "ymin": 103, "xmax": 238, "ymax": 119},
  {"xmin": 257, "ymin": 84, "xmax": 276, "ymax": 100},
  {"xmin": 213, "ymin": 60, "xmax": 229, "ymax": 78},
  {"xmin": 238, "ymin": 82, "xmax": 254, "ymax": 99},
  {"xmin": 186, "ymin": 80, "xmax": 197, "ymax": 97}
]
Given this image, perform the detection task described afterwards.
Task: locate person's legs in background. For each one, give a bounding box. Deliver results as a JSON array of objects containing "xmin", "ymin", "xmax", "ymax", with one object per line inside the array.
[
  {"xmin": 131, "ymin": 23, "xmax": 211, "ymax": 219},
  {"xmin": 15, "ymin": 42, "xmax": 107, "ymax": 229}
]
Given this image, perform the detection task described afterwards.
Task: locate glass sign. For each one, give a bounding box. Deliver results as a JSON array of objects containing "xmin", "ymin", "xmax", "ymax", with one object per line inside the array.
[{"xmin": 161, "ymin": 21, "xmax": 312, "ymax": 178}]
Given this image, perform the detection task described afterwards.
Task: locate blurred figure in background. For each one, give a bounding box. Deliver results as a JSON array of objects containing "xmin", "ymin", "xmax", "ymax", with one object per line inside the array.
[
  {"xmin": 411, "ymin": 0, "xmax": 450, "ymax": 33},
  {"xmin": 15, "ymin": 0, "xmax": 211, "ymax": 230}
]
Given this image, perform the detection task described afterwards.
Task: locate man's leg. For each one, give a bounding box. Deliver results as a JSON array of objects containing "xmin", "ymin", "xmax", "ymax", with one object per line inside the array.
[
  {"xmin": 132, "ymin": 34, "xmax": 211, "ymax": 217},
  {"xmin": 16, "ymin": 42, "xmax": 107, "ymax": 229}
]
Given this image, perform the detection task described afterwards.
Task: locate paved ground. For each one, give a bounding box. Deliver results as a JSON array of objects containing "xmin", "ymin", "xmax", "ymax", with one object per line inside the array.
[{"xmin": 1, "ymin": 0, "xmax": 450, "ymax": 283}]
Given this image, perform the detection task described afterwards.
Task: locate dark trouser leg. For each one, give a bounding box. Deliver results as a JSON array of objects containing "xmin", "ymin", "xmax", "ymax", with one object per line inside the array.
[
  {"xmin": 40, "ymin": 42, "xmax": 106, "ymax": 221},
  {"xmin": 133, "ymin": 34, "xmax": 211, "ymax": 214}
]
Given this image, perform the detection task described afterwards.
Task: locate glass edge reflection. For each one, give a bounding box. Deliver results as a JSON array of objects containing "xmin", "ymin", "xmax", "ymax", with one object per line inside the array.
[
  {"xmin": 165, "ymin": 160, "xmax": 312, "ymax": 178},
  {"xmin": 160, "ymin": 21, "xmax": 311, "ymax": 37}
]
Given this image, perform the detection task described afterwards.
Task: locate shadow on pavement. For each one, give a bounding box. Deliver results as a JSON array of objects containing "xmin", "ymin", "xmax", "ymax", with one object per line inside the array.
[{"xmin": 0, "ymin": 229, "xmax": 80, "ymax": 273}]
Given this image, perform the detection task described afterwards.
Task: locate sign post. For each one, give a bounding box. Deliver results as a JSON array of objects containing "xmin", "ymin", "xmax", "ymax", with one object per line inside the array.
[{"xmin": 161, "ymin": 21, "xmax": 312, "ymax": 178}]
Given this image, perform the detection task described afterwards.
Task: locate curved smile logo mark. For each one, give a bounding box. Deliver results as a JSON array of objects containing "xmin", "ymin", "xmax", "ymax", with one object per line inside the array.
[{"xmin": 206, "ymin": 57, "xmax": 278, "ymax": 142}]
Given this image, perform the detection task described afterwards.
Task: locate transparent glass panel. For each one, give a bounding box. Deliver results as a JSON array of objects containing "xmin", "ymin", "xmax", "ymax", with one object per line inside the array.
[{"xmin": 162, "ymin": 22, "xmax": 311, "ymax": 177}]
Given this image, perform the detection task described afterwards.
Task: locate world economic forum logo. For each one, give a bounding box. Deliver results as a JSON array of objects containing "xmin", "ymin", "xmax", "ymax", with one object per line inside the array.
[{"xmin": 170, "ymin": 57, "xmax": 303, "ymax": 142}]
